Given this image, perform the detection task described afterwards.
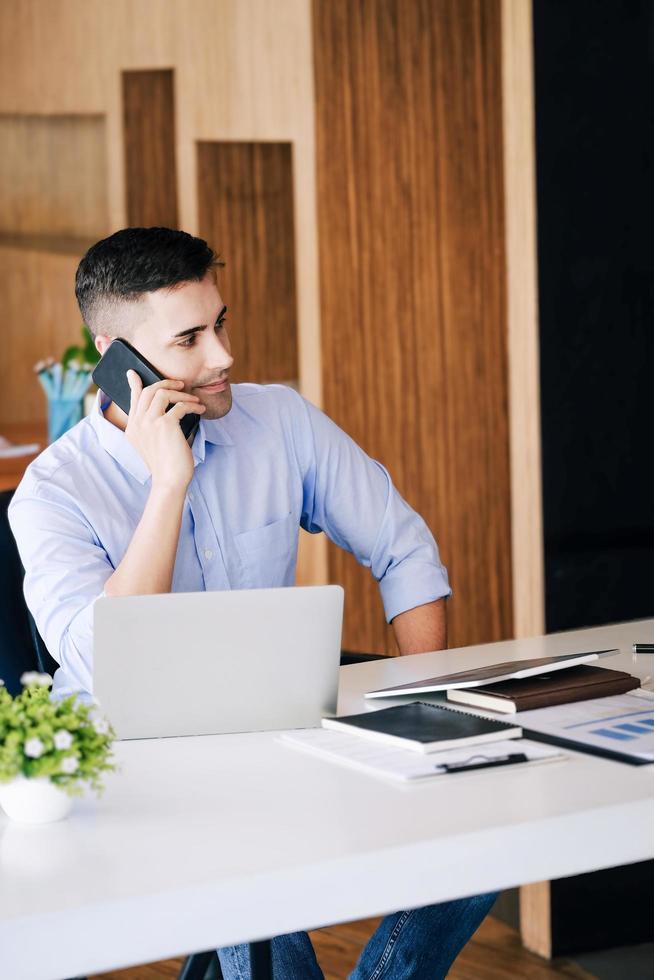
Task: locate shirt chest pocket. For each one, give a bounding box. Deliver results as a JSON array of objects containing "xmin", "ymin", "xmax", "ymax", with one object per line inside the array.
[{"xmin": 234, "ymin": 512, "xmax": 298, "ymax": 588}]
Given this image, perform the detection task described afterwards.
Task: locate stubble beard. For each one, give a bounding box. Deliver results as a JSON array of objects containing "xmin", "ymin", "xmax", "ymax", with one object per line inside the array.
[{"xmin": 199, "ymin": 384, "xmax": 233, "ymax": 420}]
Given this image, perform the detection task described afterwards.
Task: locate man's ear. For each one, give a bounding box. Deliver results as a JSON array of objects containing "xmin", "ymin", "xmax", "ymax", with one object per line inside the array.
[{"xmin": 94, "ymin": 335, "xmax": 113, "ymax": 356}]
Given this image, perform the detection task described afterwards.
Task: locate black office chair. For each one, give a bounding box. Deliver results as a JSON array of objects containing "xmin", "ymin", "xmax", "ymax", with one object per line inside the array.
[{"xmin": 0, "ymin": 490, "xmax": 41, "ymax": 694}]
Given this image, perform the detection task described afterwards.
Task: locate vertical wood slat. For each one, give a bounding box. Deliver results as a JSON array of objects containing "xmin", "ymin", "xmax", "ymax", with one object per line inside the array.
[
  {"xmin": 197, "ymin": 142, "xmax": 299, "ymax": 384},
  {"xmin": 519, "ymin": 882, "xmax": 552, "ymax": 959},
  {"xmin": 313, "ymin": 0, "xmax": 512, "ymax": 652},
  {"xmin": 501, "ymin": 0, "xmax": 548, "ymax": 954},
  {"xmin": 502, "ymin": 0, "xmax": 544, "ymax": 640},
  {"xmin": 122, "ymin": 69, "xmax": 178, "ymax": 229}
]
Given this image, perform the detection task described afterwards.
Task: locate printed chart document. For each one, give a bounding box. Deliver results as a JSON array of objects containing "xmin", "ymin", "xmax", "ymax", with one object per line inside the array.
[
  {"xmin": 517, "ymin": 691, "xmax": 654, "ymax": 764},
  {"xmin": 279, "ymin": 731, "xmax": 563, "ymax": 783}
]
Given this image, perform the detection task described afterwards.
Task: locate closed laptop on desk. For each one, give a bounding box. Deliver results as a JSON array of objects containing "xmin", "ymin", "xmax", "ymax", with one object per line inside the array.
[{"xmin": 93, "ymin": 586, "xmax": 343, "ymax": 740}]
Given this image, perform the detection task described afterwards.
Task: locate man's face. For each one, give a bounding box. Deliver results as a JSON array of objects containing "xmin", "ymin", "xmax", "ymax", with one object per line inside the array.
[{"xmin": 100, "ymin": 274, "xmax": 234, "ymax": 420}]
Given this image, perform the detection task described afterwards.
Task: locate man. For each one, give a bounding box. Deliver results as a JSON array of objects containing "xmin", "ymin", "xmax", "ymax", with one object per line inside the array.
[{"xmin": 10, "ymin": 227, "xmax": 495, "ymax": 978}]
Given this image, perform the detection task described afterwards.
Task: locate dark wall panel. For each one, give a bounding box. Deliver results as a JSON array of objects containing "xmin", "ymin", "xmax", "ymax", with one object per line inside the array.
[
  {"xmin": 533, "ymin": 0, "xmax": 654, "ymax": 956},
  {"xmin": 314, "ymin": 0, "xmax": 511, "ymax": 652},
  {"xmin": 534, "ymin": 0, "xmax": 654, "ymax": 632},
  {"xmin": 122, "ymin": 69, "xmax": 178, "ymax": 228},
  {"xmin": 197, "ymin": 142, "xmax": 298, "ymax": 384}
]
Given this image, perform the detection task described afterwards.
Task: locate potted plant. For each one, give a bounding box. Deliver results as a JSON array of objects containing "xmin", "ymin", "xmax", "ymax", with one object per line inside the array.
[{"xmin": 0, "ymin": 673, "xmax": 115, "ymax": 824}]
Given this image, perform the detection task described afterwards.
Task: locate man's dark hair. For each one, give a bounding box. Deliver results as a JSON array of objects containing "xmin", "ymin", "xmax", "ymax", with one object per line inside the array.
[{"xmin": 75, "ymin": 227, "xmax": 223, "ymax": 337}]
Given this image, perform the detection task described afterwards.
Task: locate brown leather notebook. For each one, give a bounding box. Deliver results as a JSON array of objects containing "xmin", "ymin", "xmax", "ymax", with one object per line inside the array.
[{"xmin": 446, "ymin": 665, "xmax": 640, "ymax": 714}]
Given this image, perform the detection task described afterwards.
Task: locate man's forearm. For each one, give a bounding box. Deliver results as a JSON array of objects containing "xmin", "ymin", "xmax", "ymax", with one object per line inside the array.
[
  {"xmin": 391, "ymin": 598, "xmax": 447, "ymax": 654},
  {"xmin": 104, "ymin": 485, "xmax": 185, "ymax": 597}
]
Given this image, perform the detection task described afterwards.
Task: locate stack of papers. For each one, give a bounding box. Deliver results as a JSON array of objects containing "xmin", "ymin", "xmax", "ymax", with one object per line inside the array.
[{"xmin": 279, "ymin": 730, "xmax": 563, "ymax": 782}]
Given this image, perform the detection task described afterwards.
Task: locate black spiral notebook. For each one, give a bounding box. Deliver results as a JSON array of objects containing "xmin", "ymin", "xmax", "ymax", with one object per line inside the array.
[{"xmin": 321, "ymin": 701, "xmax": 522, "ymax": 754}]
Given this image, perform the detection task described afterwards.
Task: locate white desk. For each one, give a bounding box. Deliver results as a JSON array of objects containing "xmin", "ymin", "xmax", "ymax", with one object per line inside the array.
[{"xmin": 2, "ymin": 619, "xmax": 654, "ymax": 980}]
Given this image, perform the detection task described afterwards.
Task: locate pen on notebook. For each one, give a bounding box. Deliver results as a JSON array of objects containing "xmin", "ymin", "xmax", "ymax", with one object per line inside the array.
[
  {"xmin": 439, "ymin": 752, "xmax": 528, "ymax": 774},
  {"xmin": 632, "ymin": 644, "xmax": 654, "ymax": 654}
]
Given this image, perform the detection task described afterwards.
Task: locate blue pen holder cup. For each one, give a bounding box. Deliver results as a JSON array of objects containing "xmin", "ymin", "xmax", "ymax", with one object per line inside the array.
[{"xmin": 47, "ymin": 397, "xmax": 84, "ymax": 443}]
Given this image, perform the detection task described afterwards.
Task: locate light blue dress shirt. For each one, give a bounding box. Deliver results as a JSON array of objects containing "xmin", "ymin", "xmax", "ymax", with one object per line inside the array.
[{"xmin": 9, "ymin": 384, "xmax": 450, "ymax": 699}]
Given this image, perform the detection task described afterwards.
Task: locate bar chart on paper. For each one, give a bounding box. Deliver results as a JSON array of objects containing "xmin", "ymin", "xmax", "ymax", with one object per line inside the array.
[
  {"xmin": 516, "ymin": 692, "xmax": 654, "ymax": 761},
  {"xmin": 592, "ymin": 716, "xmax": 654, "ymax": 742}
]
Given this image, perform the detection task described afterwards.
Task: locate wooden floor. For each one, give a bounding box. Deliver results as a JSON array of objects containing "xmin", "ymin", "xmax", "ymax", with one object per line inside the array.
[{"xmin": 91, "ymin": 915, "xmax": 596, "ymax": 979}]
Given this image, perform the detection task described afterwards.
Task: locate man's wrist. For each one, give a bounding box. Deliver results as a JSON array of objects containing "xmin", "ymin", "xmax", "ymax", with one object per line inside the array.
[{"xmin": 149, "ymin": 480, "xmax": 189, "ymax": 503}]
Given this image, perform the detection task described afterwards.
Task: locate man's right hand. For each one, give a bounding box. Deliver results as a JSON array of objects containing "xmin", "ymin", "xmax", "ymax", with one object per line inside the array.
[{"xmin": 125, "ymin": 371, "xmax": 205, "ymax": 491}]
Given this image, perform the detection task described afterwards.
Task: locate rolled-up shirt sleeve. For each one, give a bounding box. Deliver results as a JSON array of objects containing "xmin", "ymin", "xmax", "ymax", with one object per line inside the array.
[
  {"xmin": 8, "ymin": 485, "xmax": 113, "ymax": 695},
  {"xmin": 295, "ymin": 393, "xmax": 451, "ymax": 622}
]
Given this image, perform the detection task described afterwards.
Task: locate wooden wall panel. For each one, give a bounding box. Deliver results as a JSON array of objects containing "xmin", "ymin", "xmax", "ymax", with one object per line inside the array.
[
  {"xmin": 314, "ymin": 0, "xmax": 512, "ymax": 652},
  {"xmin": 197, "ymin": 142, "xmax": 298, "ymax": 384},
  {"xmin": 122, "ymin": 69, "xmax": 178, "ymax": 228},
  {"xmin": 0, "ymin": 113, "xmax": 108, "ymax": 241},
  {"xmin": 502, "ymin": 0, "xmax": 544, "ymax": 640},
  {"xmin": 0, "ymin": 247, "xmax": 83, "ymax": 427},
  {"xmin": 502, "ymin": 0, "xmax": 548, "ymax": 950}
]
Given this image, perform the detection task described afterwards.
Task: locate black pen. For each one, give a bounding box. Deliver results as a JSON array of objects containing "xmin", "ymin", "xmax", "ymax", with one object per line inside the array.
[
  {"xmin": 440, "ymin": 752, "xmax": 528, "ymax": 774},
  {"xmin": 633, "ymin": 644, "xmax": 654, "ymax": 654}
]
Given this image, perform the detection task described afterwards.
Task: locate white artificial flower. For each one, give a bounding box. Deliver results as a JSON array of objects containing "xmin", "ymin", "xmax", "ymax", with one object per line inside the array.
[
  {"xmin": 92, "ymin": 717, "xmax": 109, "ymax": 736},
  {"xmin": 60, "ymin": 756, "xmax": 78, "ymax": 775},
  {"xmin": 0, "ymin": 678, "xmax": 5, "ymax": 687},
  {"xmin": 24, "ymin": 737, "xmax": 45, "ymax": 758},
  {"xmin": 20, "ymin": 671, "xmax": 52, "ymax": 688},
  {"xmin": 54, "ymin": 730, "xmax": 74, "ymax": 750}
]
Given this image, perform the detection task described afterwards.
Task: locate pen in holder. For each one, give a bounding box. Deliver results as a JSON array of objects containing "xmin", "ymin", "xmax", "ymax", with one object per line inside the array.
[{"xmin": 35, "ymin": 358, "xmax": 95, "ymax": 443}]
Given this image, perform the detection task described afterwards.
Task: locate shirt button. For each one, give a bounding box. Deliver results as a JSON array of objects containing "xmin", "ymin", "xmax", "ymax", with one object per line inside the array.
[
  {"xmin": 204, "ymin": 549, "xmax": 213, "ymax": 560},
  {"xmin": 188, "ymin": 492, "xmax": 194, "ymax": 503}
]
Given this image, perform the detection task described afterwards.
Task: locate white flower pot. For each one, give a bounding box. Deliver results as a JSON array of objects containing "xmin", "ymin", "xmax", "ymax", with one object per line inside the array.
[{"xmin": 0, "ymin": 776, "xmax": 73, "ymax": 824}]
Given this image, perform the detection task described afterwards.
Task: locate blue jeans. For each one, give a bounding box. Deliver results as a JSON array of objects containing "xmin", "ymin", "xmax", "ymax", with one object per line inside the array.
[{"xmin": 217, "ymin": 892, "xmax": 497, "ymax": 979}]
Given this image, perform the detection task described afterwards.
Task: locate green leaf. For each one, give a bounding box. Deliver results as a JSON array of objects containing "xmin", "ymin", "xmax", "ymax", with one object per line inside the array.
[
  {"xmin": 82, "ymin": 325, "xmax": 100, "ymax": 365},
  {"xmin": 61, "ymin": 344, "xmax": 82, "ymax": 370},
  {"xmin": 60, "ymin": 327, "xmax": 100, "ymax": 371}
]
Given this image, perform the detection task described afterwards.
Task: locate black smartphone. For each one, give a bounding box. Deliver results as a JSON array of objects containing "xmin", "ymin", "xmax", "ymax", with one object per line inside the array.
[{"xmin": 91, "ymin": 338, "xmax": 201, "ymax": 440}]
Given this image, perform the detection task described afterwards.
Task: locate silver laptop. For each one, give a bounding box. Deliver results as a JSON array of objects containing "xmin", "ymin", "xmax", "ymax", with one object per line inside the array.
[{"xmin": 93, "ymin": 585, "xmax": 344, "ymax": 740}]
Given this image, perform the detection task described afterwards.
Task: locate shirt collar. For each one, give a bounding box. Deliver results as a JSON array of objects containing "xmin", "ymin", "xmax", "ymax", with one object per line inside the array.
[
  {"xmin": 191, "ymin": 415, "xmax": 234, "ymax": 462},
  {"xmin": 89, "ymin": 391, "xmax": 233, "ymax": 481},
  {"xmin": 89, "ymin": 392, "xmax": 150, "ymax": 484}
]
